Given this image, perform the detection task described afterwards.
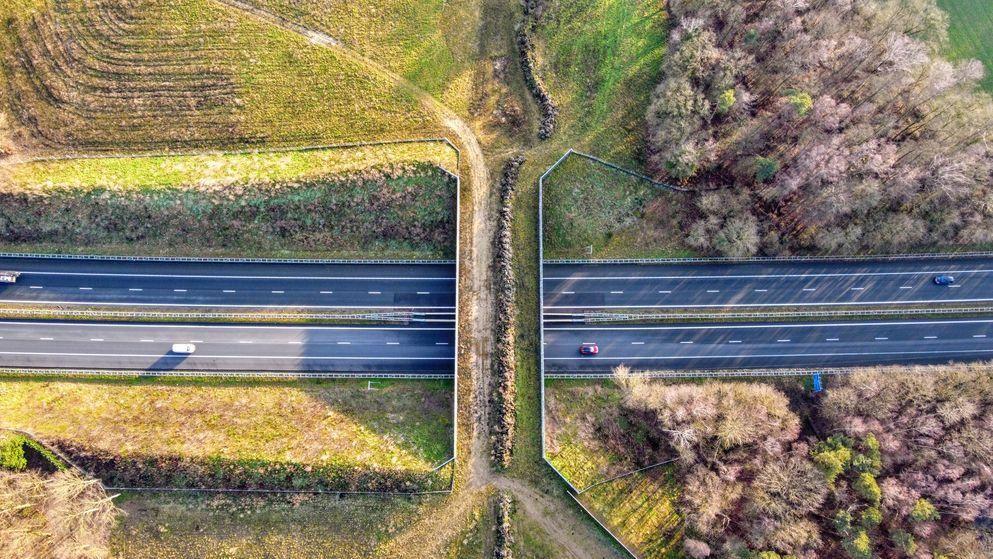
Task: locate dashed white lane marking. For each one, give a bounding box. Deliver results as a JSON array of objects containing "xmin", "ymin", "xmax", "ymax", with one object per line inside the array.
[
  {"xmin": 368, "ymin": 291, "xmax": 382, "ymax": 295},
  {"xmin": 974, "ymin": 334, "xmax": 987, "ymax": 338},
  {"xmin": 239, "ymin": 341, "xmax": 252, "ymax": 344},
  {"xmin": 435, "ymin": 342, "xmax": 449, "ymax": 345},
  {"xmin": 271, "ymin": 290, "xmax": 284, "ymax": 294},
  {"xmin": 78, "ymin": 287, "xmax": 92, "ymax": 291},
  {"xmin": 706, "ymin": 290, "xmax": 720, "ymax": 293},
  {"xmin": 40, "ymin": 337, "xmax": 53, "ymax": 340},
  {"xmin": 777, "ymin": 339, "xmax": 791, "ymax": 343},
  {"xmin": 90, "ymin": 338, "xmax": 103, "ymax": 342},
  {"xmin": 386, "ymin": 342, "xmax": 400, "ymax": 345},
  {"xmin": 679, "ymin": 341, "xmax": 693, "ymax": 344},
  {"xmin": 610, "ymin": 291, "xmax": 624, "ymax": 294},
  {"xmin": 337, "ymin": 341, "xmax": 351, "ymax": 345},
  {"xmin": 949, "ymin": 285, "xmax": 962, "ymax": 288},
  {"xmin": 129, "ymin": 288, "xmax": 143, "ymax": 292},
  {"xmin": 874, "ymin": 337, "xmax": 888, "ymax": 341},
  {"xmin": 320, "ymin": 291, "xmax": 333, "ymax": 294},
  {"xmin": 174, "ymin": 289, "xmax": 187, "ymax": 293},
  {"xmin": 223, "ymin": 290, "xmax": 236, "ymax": 293},
  {"xmin": 900, "ymin": 286, "xmax": 913, "ymax": 289},
  {"xmin": 802, "ymin": 288, "xmax": 816, "ymax": 291},
  {"xmin": 659, "ymin": 290, "xmax": 672, "ymax": 294},
  {"xmin": 140, "ymin": 339, "xmax": 154, "ymax": 342},
  {"xmin": 826, "ymin": 338, "xmax": 840, "ymax": 341},
  {"xmin": 190, "ymin": 340, "xmax": 204, "ymax": 343},
  {"xmin": 29, "ymin": 286, "xmax": 42, "ymax": 289},
  {"xmin": 287, "ymin": 341, "xmax": 303, "ymax": 345},
  {"xmin": 417, "ymin": 292, "xmax": 431, "ymax": 295},
  {"xmin": 851, "ymin": 287, "xmax": 865, "ymax": 291},
  {"xmin": 754, "ymin": 289, "xmax": 768, "ymax": 292},
  {"xmin": 924, "ymin": 336, "xmax": 938, "ymax": 339},
  {"xmin": 631, "ymin": 342, "xmax": 644, "ymax": 345},
  {"xmin": 729, "ymin": 340, "xmax": 742, "ymax": 344}
]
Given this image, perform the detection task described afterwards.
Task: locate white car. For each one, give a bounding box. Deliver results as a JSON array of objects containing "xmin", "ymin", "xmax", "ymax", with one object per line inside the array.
[
  {"xmin": 171, "ymin": 343, "xmax": 197, "ymax": 354},
  {"xmin": 0, "ymin": 271, "xmax": 20, "ymax": 283}
]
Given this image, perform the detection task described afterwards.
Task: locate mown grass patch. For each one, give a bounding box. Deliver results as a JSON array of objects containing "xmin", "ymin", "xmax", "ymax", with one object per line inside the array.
[
  {"xmin": 542, "ymin": 152, "xmax": 693, "ymax": 259},
  {"xmin": 0, "ymin": 0, "xmax": 440, "ymax": 153},
  {"xmin": 545, "ymin": 379, "xmax": 683, "ymax": 558},
  {"xmin": 243, "ymin": 0, "xmax": 480, "ymax": 114},
  {"xmin": 0, "ymin": 377, "xmax": 453, "ymax": 490},
  {"xmin": 939, "ymin": 0, "xmax": 993, "ymax": 93}
]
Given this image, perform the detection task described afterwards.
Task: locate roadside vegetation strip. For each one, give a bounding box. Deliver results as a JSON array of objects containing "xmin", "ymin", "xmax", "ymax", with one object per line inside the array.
[
  {"xmin": 491, "ymin": 156, "xmax": 524, "ymax": 468},
  {"xmin": 0, "ymin": 378, "xmax": 454, "ymax": 492},
  {"xmin": 0, "ymin": 308, "xmax": 451, "ymax": 326},
  {"xmin": 547, "ymin": 305, "xmax": 993, "ymax": 324}
]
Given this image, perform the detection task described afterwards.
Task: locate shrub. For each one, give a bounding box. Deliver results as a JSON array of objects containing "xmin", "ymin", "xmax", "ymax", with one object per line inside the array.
[
  {"xmin": 911, "ymin": 498, "xmax": 940, "ymax": 523},
  {"xmin": 859, "ymin": 507, "xmax": 882, "ymax": 529},
  {"xmin": 890, "ymin": 529, "xmax": 917, "ymax": 556},
  {"xmin": 854, "ymin": 473, "xmax": 882, "ymax": 505},
  {"xmin": 0, "ymin": 434, "xmax": 27, "ymax": 471},
  {"xmin": 842, "ymin": 530, "xmax": 873, "ymax": 559},
  {"xmin": 516, "ymin": 12, "xmax": 557, "ymax": 139},
  {"xmin": 494, "ymin": 491, "xmax": 514, "ymax": 559}
]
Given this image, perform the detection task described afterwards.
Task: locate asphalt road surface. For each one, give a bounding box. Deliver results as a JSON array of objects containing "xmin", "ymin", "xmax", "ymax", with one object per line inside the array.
[
  {"xmin": 0, "ymin": 321, "xmax": 454, "ymax": 374},
  {"xmin": 544, "ymin": 258, "xmax": 993, "ymax": 310},
  {"xmin": 545, "ymin": 318, "xmax": 993, "ymax": 372},
  {"xmin": 0, "ymin": 257, "xmax": 455, "ymax": 310}
]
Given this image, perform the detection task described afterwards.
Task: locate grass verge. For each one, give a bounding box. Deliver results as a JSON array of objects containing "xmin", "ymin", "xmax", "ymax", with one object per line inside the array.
[{"xmin": 0, "ymin": 377, "xmax": 453, "ymax": 491}]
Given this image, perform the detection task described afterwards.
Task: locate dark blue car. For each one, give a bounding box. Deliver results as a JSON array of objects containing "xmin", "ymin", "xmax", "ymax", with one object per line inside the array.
[{"xmin": 934, "ymin": 275, "xmax": 955, "ymax": 286}]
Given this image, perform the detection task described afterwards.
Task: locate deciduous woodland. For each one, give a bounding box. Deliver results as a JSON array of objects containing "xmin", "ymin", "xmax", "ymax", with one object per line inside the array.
[
  {"xmin": 647, "ymin": 0, "xmax": 993, "ymax": 256},
  {"xmin": 606, "ymin": 367, "xmax": 993, "ymax": 559}
]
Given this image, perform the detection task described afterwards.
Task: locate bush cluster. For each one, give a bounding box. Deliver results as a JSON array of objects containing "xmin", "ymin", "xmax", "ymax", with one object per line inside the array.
[
  {"xmin": 614, "ymin": 366, "xmax": 993, "ymax": 558},
  {"xmin": 516, "ymin": 10, "xmax": 557, "ymax": 140},
  {"xmin": 491, "ymin": 155, "xmax": 524, "ymax": 468},
  {"xmin": 494, "ymin": 491, "xmax": 514, "ymax": 559},
  {"xmin": 647, "ymin": 0, "xmax": 993, "ymax": 256}
]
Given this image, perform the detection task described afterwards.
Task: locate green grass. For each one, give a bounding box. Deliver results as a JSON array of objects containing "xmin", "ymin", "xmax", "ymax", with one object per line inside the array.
[
  {"xmin": 0, "ymin": 377, "xmax": 453, "ymax": 489},
  {"xmin": 243, "ymin": 0, "xmax": 480, "ymax": 114},
  {"xmin": 940, "ymin": 0, "xmax": 993, "ymax": 92},
  {"xmin": 542, "ymin": 153, "xmax": 692, "ymax": 259},
  {"xmin": 544, "ymin": 380, "xmax": 683, "ymax": 559},
  {"xmin": 0, "ymin": 0, "xmax": 442, "ymax": 153}
]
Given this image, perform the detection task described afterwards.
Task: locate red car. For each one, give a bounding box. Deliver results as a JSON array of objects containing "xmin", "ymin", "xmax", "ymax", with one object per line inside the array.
[{"xmin": 579, "ymin": 343, "xmax": 599, "ymax": 356}]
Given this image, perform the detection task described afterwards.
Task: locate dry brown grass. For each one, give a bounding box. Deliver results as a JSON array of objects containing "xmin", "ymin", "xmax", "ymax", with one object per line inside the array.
[{"xmin": 0, "ymin": 469, "xmax": 118, "ymax": 559}]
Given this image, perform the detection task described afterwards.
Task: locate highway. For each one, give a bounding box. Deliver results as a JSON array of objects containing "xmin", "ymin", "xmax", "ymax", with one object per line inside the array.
[
  {"xmin": 0, "ymin": 321, "xmax": 454, "ymax": 374},
  {"xmin": 544, "ymin": 258, "xmax": 993, "ymax": 310},
  {"xmin": 545, "ymin": 318, "xmax": 993, "ymax": 372},
  {"xmin": 0, "ymin": 257, "xmax": 455, "ymax": 310}
]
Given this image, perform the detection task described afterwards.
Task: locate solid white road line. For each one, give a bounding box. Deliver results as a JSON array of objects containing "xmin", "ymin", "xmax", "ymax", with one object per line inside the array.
[
  {"xmin": 0, "ymin": 351, "xmax": 455, "ymax": 360},
  {"xmin": 0, "ymin": 299, "xmax": 455, "ymax": 310},
  {"xmin": 547, "ymin": 318, "xmax": 993, "ymax": 331},
  {"xmin": 546, "ymin": 348, "xmax": 993, "ymax": 360},
  {"xmin": 543, "ymin": 297, "xmax": 993, "ymax": 309},
  {"xmin": 22, "ymin": 271, "xmax": 455, "ymax": 281},
  {"xmin": 544, "ymin": 268, "xmax": 993, "ymax": 280},
  {"xmin": 0, "ymin": 321, "xmax": 453, "ymax": 331}
]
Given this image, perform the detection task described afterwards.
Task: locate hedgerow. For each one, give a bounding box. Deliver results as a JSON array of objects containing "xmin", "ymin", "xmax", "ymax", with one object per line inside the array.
[
  {"xmin": 494, "ymin": 491, "xmax": 514, "ymax": 559},
  {"xmin": 515, "ymin": 4, "xmax": 557, "ymax": 140},
  {"xmin": 490, "ymin": 155, "xmax": 524, "ymax": 468}
]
